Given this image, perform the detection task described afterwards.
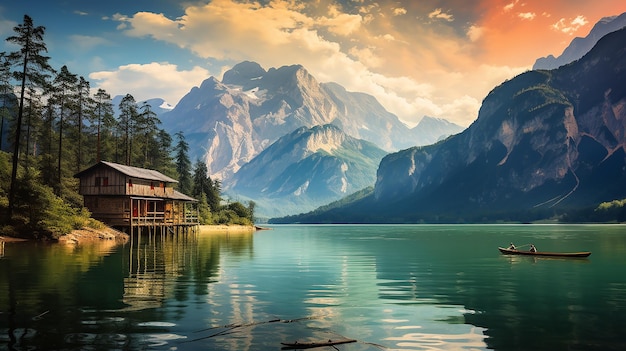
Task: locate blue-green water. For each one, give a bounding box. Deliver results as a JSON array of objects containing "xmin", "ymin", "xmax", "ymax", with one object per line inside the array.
[{"xmin": 1, "ymin": 224, "xmax": 625, "ymax": 350}]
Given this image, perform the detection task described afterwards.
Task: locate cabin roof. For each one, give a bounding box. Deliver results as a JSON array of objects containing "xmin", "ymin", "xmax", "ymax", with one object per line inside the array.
[
  {"xmin": 74, "ymin": 161, "xmax": 179, "ymax": 183},
  {"xmin": 170, "ymin": 190, "xmax": 198, "ymax": 202}
]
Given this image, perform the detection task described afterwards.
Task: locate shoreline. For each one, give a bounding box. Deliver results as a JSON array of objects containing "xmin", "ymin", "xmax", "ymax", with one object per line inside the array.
[
  {"xmin": 58, "ymin": 224, "xmax": 259, "ymax": 245},
  {"xmin": 57, "ymin": 226, "xmax": 130, "ymax": 245},
  {"xmin": 1, "ymin": 224, "xmax": 262, "ymax": 245}
]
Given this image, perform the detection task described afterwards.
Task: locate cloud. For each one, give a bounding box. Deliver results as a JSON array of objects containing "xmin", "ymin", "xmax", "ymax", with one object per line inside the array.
[
  {"xmin": 393, "ymin": 7, "xmax": 407, "ymax": 16},
  {"xmin": 0, "ymin": 18, "xmax": 16, "ymax": 38},
  {"xmin": 107, "ymin": 0, "xmax": 530, "ymax": 127},
  {"xmin": 467, "ymin": 25, "xmax": 484, "ymax": 42},
  {"xmin": 317, "ymin": 12, "xmax": 363, "ymax": 36},
  {"xmin": 89, "ymin": 62, "xmax": 209, "ymax": 105},
  {"xmin": 518, "ymin": 12, "xmax": 536, "ymax": 20},
  {"xmin": 552, "ymin": 15, "xmax": 588, "ymax": 34},
  {"xmin": 69, "ymin": 35, "xmax": 112, "ymax": 51},
  {"xmin": 428, "ymin": 8, "xmax": 454, "ymax": 22},
  {"xmin": 503, "ymin": 2, "xmax": 516, "ymax": 12}
]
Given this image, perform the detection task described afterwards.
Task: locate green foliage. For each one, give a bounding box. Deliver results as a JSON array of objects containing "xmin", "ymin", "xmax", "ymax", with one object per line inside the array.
[
  {"xmin": 596, "ymin": 199, "xmax": 626, "ymax": 211},
  {"xmin": 591, "ymin": 199, "xmax": 626, "ymax": 222},
  {"xmin": 0, "ymin": 15, "xmax": 254, "ymax": 237},
  {"xmin": 0, "ymin": 153, "xmax": 91, "ymax": 239},
  {"xmin": 197, "ymin": 192, "xmax": 213, "ymax": 225}
]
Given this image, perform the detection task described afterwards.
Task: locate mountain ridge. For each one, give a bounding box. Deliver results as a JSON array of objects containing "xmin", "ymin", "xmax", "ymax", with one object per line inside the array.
[
  {"xmin": 533, "ymin": 12, "xmax": 626, "ymax": 70},
  {"xmin": 229, "ymin": 124, "xmax": 387, "ymax": 217},
  {"xmin": 159, "ymin": 61, "xmax": 463, "ymax": 181},
  {"xmin": 272, "ymin": 25, "xmax": 626, "ymax": 223}
]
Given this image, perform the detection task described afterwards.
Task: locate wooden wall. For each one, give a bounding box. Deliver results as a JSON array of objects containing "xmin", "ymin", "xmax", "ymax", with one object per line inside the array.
[
  {"xmin": 84, "ymin": 196, "xmax": 197, "ymax": 227},
  {"xmin": 84, "ymin": 196, "xmax": 130, "ymax": 226},
  {"xmin": 78, "ymin": 167, "xmax": 175, "ymax": 197}
]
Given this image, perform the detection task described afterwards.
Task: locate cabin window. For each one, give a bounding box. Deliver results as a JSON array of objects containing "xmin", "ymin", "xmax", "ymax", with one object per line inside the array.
[
  {"xmin": 150, "ymin": 182, "xmax": 155, "ymax": 190},
  {"xmin": 128, "ymin": 179, "xmax": 133, "ymax": 187},
  {"xmin": 160, "ymin": 182, "xmax": 165, "ymax": 189},
  {"xmin": 95, "ymin": 177, "xmax": 101, "ymax": 186}
]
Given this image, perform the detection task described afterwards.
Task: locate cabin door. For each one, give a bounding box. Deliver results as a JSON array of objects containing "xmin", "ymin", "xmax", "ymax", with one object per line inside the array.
[{"xmin": 132, "ymin": 199, "xmax": 138, "ymax": 218}]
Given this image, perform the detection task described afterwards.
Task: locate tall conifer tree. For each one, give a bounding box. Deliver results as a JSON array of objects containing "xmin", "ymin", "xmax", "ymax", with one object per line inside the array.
[
  {"xmin": 174, "ymin": 131, "xmax": 192, "ymax": 195},
  {"xmin": 5, "ymin": 14, "xmax": 53, "ymax": 219}
]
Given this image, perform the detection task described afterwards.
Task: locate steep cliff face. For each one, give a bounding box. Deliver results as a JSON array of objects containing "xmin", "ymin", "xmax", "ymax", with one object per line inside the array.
[
  {"xmin": 230, "ymin": 124, "xmax": 387, "ymax": 217},
  {"xmin": 371, "ymin": 27, "xmax": 626, "ymax": 219},
  {"xmin": 271, "ymin": 26, "xmax": 626, "ymax": 223},
  {"xmin": 161, "ymin": 61, "xmax": 463, "ymax": 181}
]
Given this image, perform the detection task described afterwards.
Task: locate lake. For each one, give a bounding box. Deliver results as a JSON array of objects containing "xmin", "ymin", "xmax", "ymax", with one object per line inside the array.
[{"xmin": 1, "ymin": 224, "xmax": 625, "ymax": 350}]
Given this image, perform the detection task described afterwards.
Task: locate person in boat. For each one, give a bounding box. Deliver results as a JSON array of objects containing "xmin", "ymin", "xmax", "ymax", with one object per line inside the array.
[
  {"xmin": 529, "ymin": 244, "xmax": 537, "ymax": 253},
  {"xmin": 508, "ymin": 242, "xmax": 516, "ymax": 249}
]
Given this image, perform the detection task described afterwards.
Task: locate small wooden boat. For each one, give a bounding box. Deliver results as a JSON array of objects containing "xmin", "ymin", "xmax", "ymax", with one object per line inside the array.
[
  {"xmin": 498, "ymin": 247, "xmax": 591, "ymax": 258},
  {"xmin": 281, "ymin": 339, "xmax": 357, "ymax": 349}
]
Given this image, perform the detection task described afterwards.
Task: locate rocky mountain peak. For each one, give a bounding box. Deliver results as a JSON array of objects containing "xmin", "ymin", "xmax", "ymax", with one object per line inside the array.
[
  {"xmin": 160, "ymin": 61, "xmax": 463, "ymax": 183},
  {"xmin": 222, "ymin": 61, "xmax": 266, "ymax": 88},
  {"xmin": 229, "ymin": 124, "xmax": 387, "ymax": 217}
]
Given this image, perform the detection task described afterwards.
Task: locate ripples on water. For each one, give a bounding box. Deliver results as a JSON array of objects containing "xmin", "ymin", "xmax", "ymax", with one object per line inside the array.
[{"xmin": 1, "ymin": 224, "xmax": 625, "ymax": 350}]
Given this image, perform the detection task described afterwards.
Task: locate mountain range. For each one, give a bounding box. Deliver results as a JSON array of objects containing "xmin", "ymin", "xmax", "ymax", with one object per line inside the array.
[
  {"xmin": 533, "ymin": 12, "xmax": 626, "ymax": 70},
  {"xmin": 151, "ymin": 61, "xmax": 462, "ymax": 217},
  {"xmin": 272, "ymin": 25, "xmax": 626, "ymax": 223},
  {"xmin": 159, "ymin": 61, "xmax": 463, "ymax": 181}
]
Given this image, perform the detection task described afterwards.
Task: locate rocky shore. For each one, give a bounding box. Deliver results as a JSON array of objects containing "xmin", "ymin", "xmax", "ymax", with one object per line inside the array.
[
  {"xmin": 57, "ymin": 226, "xmax": 130, "ymax": 245},
  {"xmin": 1, "ymin": 224, "xmax": 262, "ymax": 245}
]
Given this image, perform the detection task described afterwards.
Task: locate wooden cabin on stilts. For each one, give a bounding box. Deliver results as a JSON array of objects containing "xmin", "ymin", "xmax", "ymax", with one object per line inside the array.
[{"xmin": 74, "ymin": 161, "xmax": 199, "ymax": 237}]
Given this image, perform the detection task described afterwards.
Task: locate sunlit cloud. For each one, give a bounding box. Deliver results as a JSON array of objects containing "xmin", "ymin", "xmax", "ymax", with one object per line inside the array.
[
  {"xmin": 393, "ymin": 7, "xmax": 407, "ymax": 16},
  {"xmin": 316, "ymin": 12, "xmax": 362, "ymax": 36},
  {"xmin": 503, "ymin": 1, "xmax": 518, "ymax": 12},
  {"xmin": 89, "ymin": 62, "xmax": 209, "ymax": 105},
  {"xmin": 92, "ymin": 0, "xmax": 626, "ymax": 127},
  {"xmin": 106, "ymin": 0, "xmax": 536, "ymax": 126},
  {"xmin": 518, "ymin": 12, "xmax": 536, "ymax": 20},
  {"xmin": 552, "ymin": 15, "xmax": 588, "ymax": 34},
  {"xmin": 428, "ymin": 8, "xmax": 454, "ymax": 22},
  {"xmin": 467, "ymin": 25, "xmax": 484, "ymax": 42}
]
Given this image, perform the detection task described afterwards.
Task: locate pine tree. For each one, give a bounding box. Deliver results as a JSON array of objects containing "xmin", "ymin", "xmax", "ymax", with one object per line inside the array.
[
  {"xmin": 5, "ymin": 14, "xmax": 53, "ymax": 219},
  {"xmin": 75, "ymin": 76, "xmax": 93, "ymax": 173},
  {"xmin": 93, "ymin": 88, "xmax": 114, "ymax": 163},
  {"xmin": 49, "ymin": 65, "xmax": 77, "ymax": 194},
  {"xmin": 23, "ymin": 85, "xmax": 43, "ymax": 162},
  {"xmin": 174, "ymin": 131, "xmax": 192, "ymax": 195},
  {"xmin": 118, "ymin": 94, "xmax": 138, "ymax": 166},
  {"xmin": 192, "ymin": 160, "xmax": 210, "ymax": 199},
  {"xmin": 152, "ymin": 129, "xmax": 176, "ymax": 177},
  {"xmin": 0, "ymin": 53, "xmax": 15, "ymax": 152},
  {"xmin": 138, "ymin": 102, "xmax": 161, "ymax": 168}
]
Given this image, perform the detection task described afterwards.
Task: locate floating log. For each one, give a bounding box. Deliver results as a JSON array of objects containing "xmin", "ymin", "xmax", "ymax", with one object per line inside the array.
[{"xmin": 281, "ymin": 339, "xmax": 357, "ymax": 349}]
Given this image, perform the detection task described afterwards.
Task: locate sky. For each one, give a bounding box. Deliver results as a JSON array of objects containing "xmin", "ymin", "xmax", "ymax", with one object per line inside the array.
[{"xmin": 1, "ymin": 1, "xmax": 625, "ymax": 127}]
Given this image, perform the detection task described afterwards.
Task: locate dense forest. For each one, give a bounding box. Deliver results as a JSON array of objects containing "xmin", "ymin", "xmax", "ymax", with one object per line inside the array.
[{"xmin": 0, "ymin": 15, "xmax": 254, "ymax": 239}]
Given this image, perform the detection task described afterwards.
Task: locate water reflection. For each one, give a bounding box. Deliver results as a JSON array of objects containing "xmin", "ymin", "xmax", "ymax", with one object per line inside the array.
[{"xmin": 2, "ymin": 225, "xmax": 625, "ymax": 350}]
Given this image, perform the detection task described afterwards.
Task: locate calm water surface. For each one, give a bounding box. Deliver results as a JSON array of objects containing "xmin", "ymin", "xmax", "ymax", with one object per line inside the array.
[{"xmin": 1, "ymin": 224, "xmax": 625, "ymax": 350}]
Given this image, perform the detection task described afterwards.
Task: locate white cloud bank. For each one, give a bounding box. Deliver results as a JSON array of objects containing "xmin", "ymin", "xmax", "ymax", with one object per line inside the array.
[
  {"xmin": 89, "ymin": 62, "xmax": 209, "ymax": 105},
  {"xmin": 92, "ymin": 0, "xmax": 531, "ymax": 127}
]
